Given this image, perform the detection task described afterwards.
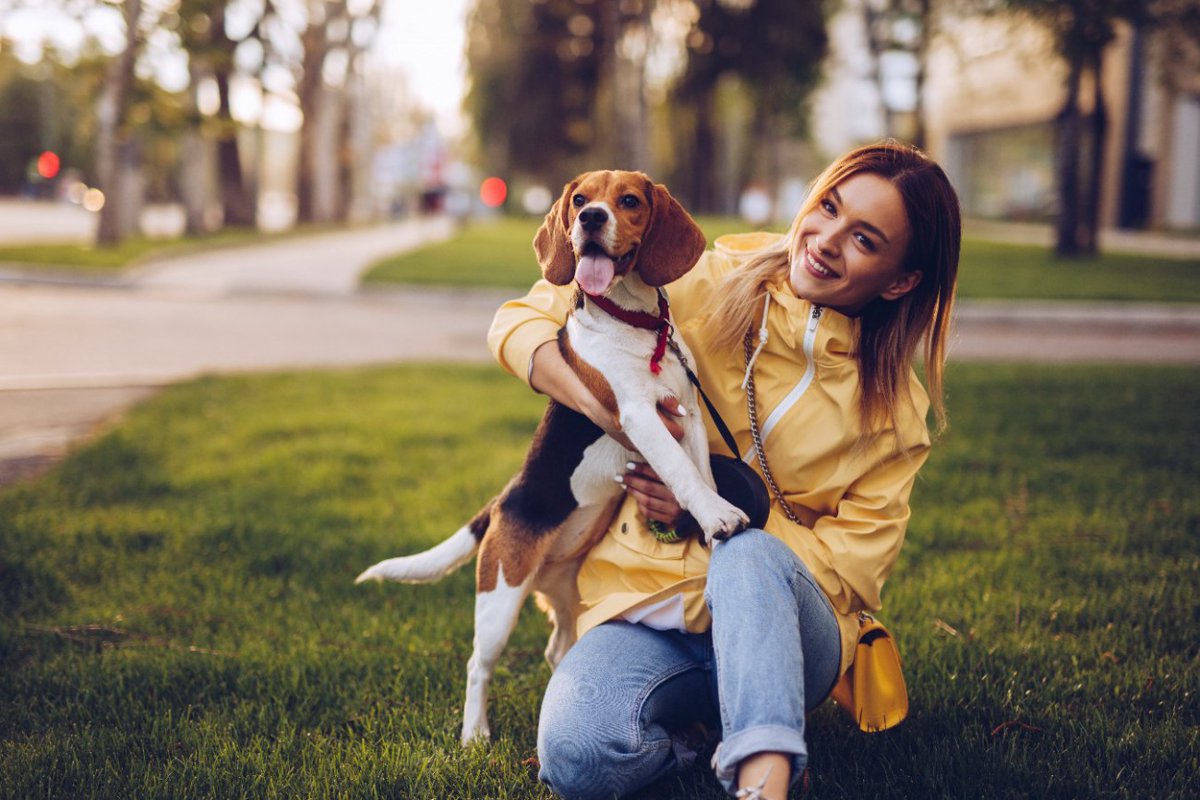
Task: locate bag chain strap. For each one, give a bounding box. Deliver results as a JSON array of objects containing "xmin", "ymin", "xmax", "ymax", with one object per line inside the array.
[{"xmin": 743, "ymin": 329, "xmax": 803, "ymax": 525}]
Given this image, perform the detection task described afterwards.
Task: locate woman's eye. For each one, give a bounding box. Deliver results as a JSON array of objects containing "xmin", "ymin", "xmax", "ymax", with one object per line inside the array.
[
  {"xmin": 821, "ymin": 199, "xmax": 836, "ymax": 215},
  {"xmin": 855, "ymin": 232, "xmax": 876, "ymax": 252},
  {"xmin": 572, "ymin": 194, "xmax": 586, "ymax": 207},
  {"xmin": 618, "ymin": 194, "xmax": 641, "ymax": 209}
]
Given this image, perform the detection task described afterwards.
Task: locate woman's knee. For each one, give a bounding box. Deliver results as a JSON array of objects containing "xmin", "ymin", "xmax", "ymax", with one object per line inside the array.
[
  {"xmin": 536, "ymin": 626, "xmax": 673, "ymax": 798},
  {"xmin": 707, "ymin": 529, "xmax": 797, "ymax": 595},
  {"xmin": 538, "ymin": 694, "xmax": 665, "ymax": 799}
]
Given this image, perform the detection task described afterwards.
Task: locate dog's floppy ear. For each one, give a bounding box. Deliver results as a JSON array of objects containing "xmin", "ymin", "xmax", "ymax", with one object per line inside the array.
[
  {"xmin": 637, "ymin": 180, "xmax": 707, "ymax": 287},
  {"xmin": 533, "ymin": 179, "xmax": 579, "ymax": 285}
]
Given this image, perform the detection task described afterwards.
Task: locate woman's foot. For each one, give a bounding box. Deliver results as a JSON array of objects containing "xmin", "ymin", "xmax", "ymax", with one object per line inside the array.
[{"xmin": 735, "ymin": 752, "xmax": 790, "ymax": 799}]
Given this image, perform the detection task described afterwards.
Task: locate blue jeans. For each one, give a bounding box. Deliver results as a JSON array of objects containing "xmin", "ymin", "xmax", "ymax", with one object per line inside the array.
[{"xmin": 537, "ymin": 530, "xmax": 842, "ymax": 799}]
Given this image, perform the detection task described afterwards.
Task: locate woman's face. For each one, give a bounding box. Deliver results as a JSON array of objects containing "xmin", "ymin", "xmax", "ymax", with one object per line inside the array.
[{"xmin": 788, "ymin": 172, "xmax": 919, "ymax": 316}]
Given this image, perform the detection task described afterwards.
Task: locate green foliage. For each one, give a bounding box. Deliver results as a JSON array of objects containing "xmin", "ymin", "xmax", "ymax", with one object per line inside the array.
[
  {"xmin": 0, "ymin": 73, "xmax": 42, "ymax": 193},
  {"xmin": 0, "ymin": 363, "xmax": 1197, "ymax": 797},
  {"xmin": 0, "ymin": 51, "xmax": 102, "ymax": 194},
  {"xmin": 676, "ymin": 0, "xmax": 827, "ymax": 127},
  {"xmin": 465, "ymin": 0, "xmax": 608, "ymax": 181},
  {"xmin": 362, "ymin": 216, "xmax": 1200, "ymax": 302}
]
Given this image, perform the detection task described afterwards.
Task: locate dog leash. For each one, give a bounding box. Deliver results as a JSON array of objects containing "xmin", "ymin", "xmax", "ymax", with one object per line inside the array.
[{"xmin": 663, "ymin": 331, "xmax": 742, "ymax": 463}]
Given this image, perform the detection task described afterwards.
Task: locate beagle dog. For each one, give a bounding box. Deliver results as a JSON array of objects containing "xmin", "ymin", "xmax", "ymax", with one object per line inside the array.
[{"xmin": 356, "ymin": 170, "xmax": 748, "ymax": 744}]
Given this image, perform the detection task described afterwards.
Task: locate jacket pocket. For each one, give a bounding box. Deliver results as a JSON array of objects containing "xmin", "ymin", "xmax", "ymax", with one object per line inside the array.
[{"xmin": 608, "ymin": 504, "xmax": 686, "ymax": 561}]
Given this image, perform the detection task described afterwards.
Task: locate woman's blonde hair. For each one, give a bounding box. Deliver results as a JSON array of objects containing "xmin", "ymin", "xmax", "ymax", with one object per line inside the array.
[{"xmin": 710, "ymin": 140, "xmax": 961, "ymax": 434}]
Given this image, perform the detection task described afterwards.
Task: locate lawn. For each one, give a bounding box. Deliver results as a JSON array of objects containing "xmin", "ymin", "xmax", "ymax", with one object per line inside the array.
[
  {"xmin": 363, "ymin": 216, "xmax": 1200, "ymax": 303},
  {"xmin": 1, "ymin": 363, "xmax": 1197, "ymax": 798},
  {"xmin": 0, "ymin": 224, "xmax": 342, "ymax": 274}
]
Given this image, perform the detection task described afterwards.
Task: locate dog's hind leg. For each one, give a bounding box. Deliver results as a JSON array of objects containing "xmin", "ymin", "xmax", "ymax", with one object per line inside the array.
[
  {"xmin": 533, "ymin": 558, "xmax": 584, "ymax": 670},
  {"xmin": 462, "ymin": 559, "xmax": 536, "ymax": 745}
]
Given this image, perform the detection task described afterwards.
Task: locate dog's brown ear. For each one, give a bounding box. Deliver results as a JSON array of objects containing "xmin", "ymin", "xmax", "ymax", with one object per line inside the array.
[
  {"xmin": 637, "ymin": 180, "xmax": 707, "ymax": 287},
  {"xmin": 533, "ymin": 179, "xmax": 579, "ymax": 285}
]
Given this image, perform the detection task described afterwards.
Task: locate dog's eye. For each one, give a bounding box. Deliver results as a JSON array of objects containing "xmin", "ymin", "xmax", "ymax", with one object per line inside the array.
[
  {"xmin": 572, "ymin": 194, "xmax": 587, "ymax": 207},
  {"xmin": 618, "ymin": 194, "xmax": 641, "ymax": 209}
]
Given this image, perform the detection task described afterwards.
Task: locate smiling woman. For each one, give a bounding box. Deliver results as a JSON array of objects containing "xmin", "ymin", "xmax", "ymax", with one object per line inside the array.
[{"xmin": 488, "ymin": 140, "xmax": 962, "ymax": 800}]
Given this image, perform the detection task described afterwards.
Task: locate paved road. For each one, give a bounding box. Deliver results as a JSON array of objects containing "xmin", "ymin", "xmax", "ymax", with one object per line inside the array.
[{"xmin": 1, "ymin": 215, "xmax": 1198, "ymax": 484}]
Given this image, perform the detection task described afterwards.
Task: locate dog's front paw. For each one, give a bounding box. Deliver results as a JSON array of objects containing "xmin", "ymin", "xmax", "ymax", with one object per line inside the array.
[{"xmin": 691, "ymin": 495, "xmax": 749, "ymax": 545}]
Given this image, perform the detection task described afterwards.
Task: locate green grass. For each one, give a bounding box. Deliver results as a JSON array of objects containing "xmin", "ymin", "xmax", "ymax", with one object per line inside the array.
[
  {"xmin": 956, "ymin": 240, "xmax": 1200, "ymax": 302},
  {"xmin": 0, "ymin": 224, "xmax": 344, "ymax": 274},
  {"xmin": 2, "ymin": 363, "xmax": 1198, "ymax": 798},
  {"xmin": 361, "ymin": 216, "xmax": 785, "ymax": 290},
  {"xmin": 363, "ymin": 217, "xmax": 1200, "ymax": 303}
]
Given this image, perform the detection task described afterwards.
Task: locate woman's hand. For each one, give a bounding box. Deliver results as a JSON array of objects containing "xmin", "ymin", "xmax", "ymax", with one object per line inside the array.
[{"xmin": 621, "ymin": 463, "xmax": 687, "ymax": 528}]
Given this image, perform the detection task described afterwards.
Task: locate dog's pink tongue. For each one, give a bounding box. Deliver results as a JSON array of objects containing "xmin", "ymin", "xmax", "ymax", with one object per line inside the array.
[{"xmin": 576, "ymin": 252, "xmax": 615, "ymax": 296}]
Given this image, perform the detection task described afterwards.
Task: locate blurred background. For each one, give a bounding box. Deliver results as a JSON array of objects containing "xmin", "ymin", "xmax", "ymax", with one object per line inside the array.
[{"xmin": 0, "ymin": 0, "xmax": 1197, "ymax": 256}]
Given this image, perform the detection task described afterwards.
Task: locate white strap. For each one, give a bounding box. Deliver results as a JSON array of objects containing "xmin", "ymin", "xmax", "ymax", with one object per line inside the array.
[{"xmin": 740, "ymin": 292, "xmax": 772, "ymax": 390}]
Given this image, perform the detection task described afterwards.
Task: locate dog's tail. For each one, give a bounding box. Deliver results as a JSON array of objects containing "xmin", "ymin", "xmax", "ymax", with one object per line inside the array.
[{"xmin": 355, "ymin": 501, "xmax": 493, "ymax": 585}]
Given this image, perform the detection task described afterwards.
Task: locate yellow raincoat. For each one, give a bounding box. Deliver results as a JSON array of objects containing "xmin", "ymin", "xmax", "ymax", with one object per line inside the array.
[{"xmin": 487, "ymin": 234, "xmax": 931, "ymax": 673}]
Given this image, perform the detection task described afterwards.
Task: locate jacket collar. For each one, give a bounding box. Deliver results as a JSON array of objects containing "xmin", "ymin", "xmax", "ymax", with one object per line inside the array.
[{"xmin": 765, "ymin": 277, "xmax": 857, "ymax": 363}]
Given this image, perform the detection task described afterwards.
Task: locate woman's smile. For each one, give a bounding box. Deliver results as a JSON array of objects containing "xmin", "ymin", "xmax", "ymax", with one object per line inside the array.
[{"xmin": 802, "ymin": 248, "xmax": 839, "ymax": 279}]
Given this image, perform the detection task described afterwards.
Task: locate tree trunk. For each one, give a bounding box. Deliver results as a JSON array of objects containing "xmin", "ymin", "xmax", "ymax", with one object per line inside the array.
[
  {"xmin": 296, "ymin": 11, "xmax": 328, "ymax": 224},
  {"xmin": 863, "ymin": 2, "xmax": 896, "ymax": 138},
  {"xmin": 692, "ymin": 88, "xmax": 718, "ymax": 213},
  {"xmin": 911, "ymin": 0, "xmax": 932, "ymax": 150},
  {"xmin": 311, "ymin": 81, "xmax": 345, "ymax": 223},
  {"xmin": 215, "ymin": 72, "xmax": 255, "ymax": 227},
  {"xmin": 608, "ymin": 0, "xmax": 651, "ymax": 172},
  {"xmin": 211, "ymin": 4, "xmax": 255, "ymax": 228},
  {"xmin": 1055, "ymin": 55, "xmax": 1084, "ymax": 257},
  {"xmin": 180, "ymin": 61, "xmax": 212, "ymax": 236},
  {"xmin": 95, "ymin": 0, "xmax": 142, "ymax": 246},
  {"xmin": 1081, "ymin": 52, "xmax": 1107, "ymax": 255},
  {"xmin": 179, "ymin": 130, "xmax": 213, "ymax": 235}
]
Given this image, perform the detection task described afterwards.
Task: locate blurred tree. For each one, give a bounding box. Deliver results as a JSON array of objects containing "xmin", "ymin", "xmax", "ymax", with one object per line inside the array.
[
  {"xmin": 293, "ymin": 0, "xmax": 382, "ymax": 224},
  {"xmin": 998, "ymin": 0, "xmax": 1148, "ymax": 256},
  {"xmin": 0, "ymin": 59, "xmax": 44, "ymax": 194},
  {"xmin": 465, "ymin": 0, "xmax": 609, "ymax": 186},
  {"xmin": 0, "ymin": 36, "xmax": 123, "ymax": 197},
  {"xmin": 672, "ymin": 0, "xmax": 828, "ymax": 213},
  {"xmin": 176, "ymin": 0, "xmax": 262, "ymax": 229},
  {"xmin": 95, "ymin": 0, "xmax": 146, "ymax": 245},
  {"xmin": 859, "ymin": 0, "xmax": 935, "ymax": 148}
]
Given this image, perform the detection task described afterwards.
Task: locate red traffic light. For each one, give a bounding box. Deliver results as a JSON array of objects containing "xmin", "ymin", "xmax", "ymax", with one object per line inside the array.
[
  {"xmin": 480, "ymin": 177, "xmax": 507, "ymax": 208},
  {"xmin": 37, "ymin": 151, "xmax": 61, "ymax": 179}
]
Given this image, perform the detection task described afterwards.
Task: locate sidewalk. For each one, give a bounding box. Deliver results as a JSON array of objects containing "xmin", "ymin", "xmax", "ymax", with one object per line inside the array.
[
  {"xmin": 1, "ymin": 216, "xmax": 1198, "ymax": 486},
  {"xmin": 0, "ymin": 217, "xmax": 464, "ymax": 483}
]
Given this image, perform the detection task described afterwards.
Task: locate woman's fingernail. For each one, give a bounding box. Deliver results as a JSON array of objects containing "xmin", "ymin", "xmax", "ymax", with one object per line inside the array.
[
  {"xmin": 625, "ymin": 461, "xmax": 636, "ymax": 471},
  {"xmin": 614, "ymin": 474, "xmax": 625, "ymax": 486}
]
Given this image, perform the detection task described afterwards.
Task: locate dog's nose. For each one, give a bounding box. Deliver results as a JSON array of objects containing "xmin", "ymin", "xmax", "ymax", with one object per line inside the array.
[{"xmin": 579, "ymin": 207, "xmax": 608, "ymax": 232}]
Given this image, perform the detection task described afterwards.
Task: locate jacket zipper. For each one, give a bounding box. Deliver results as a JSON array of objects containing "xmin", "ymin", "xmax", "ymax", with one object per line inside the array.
[{"xmin": 743, "ymin": 305, "xmax": 823, "ymax": 463}]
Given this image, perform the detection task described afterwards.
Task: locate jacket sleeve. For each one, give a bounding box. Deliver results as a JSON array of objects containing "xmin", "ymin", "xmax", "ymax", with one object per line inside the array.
[
  {"xmin": 487, "ymin": 279, "xmax": 576, "ymax": 386},
  {"xmin": 770, "ymin": 434, "xmax": 930, "ymax": 616}
]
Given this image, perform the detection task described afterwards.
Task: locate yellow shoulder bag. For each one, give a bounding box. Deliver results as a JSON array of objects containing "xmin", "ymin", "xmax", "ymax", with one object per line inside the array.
[{"xmin": 828, "ymin": 612, "xmax": 909, "ymax": 732}]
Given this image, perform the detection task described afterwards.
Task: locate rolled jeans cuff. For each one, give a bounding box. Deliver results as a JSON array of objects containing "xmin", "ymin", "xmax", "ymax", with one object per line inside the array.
[{"xmin": 711, "ymin": 724, "xmax": 809, "ymax": 795}]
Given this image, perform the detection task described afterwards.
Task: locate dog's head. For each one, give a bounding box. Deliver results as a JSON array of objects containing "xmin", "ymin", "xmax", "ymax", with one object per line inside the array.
[{"xmin": 533, "ymin": 170, "xmax": 707, "ymax": 295}]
